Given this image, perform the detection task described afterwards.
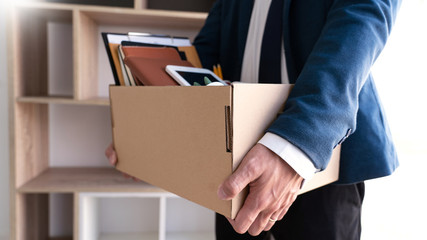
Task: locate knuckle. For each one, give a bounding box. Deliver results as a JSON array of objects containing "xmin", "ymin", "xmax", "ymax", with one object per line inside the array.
[
  {"xmin": 256, "ymin": 197, "xmax": 270, "ymax": 209},
  {"xmin": 222, "ymin": 179, "xmax": 240, "ymax": 197},
  {"xmin": 245, "ymin": 195, "xmax": 264, "ymax": 212},
  {"xmin": 244, "ymin": 158, "xmax": 260, "ymax": 176}
]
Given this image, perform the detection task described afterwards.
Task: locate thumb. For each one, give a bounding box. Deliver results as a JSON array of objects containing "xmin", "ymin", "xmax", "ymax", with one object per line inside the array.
[{"xmin": 218, "ymin": 160, "xmax": 259, "ymax": 200}]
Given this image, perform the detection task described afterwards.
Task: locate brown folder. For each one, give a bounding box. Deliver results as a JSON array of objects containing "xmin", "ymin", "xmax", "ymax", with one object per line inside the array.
[
  {"xmin": 178, "ymin": 46, "xmax": 203, "ymax": 68},
  {"xmin": 122, "ymin": 46, "xmax": 182, "ymax": 60},
  {"xmin": 124, "ymin": 56, "xmax": 193, "ymax": 86},
  {"xmin": 109, "ymin": 43, "xmax": 126, "ymax": 86}
]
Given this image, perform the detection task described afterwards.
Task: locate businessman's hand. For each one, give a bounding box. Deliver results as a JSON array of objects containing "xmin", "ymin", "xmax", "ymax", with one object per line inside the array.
[
  {"xmin": 218, "ymin": 143, "xmax": 303, "ymax": 236},
  {"xmin": 105, "ymin": 143, "xmax": 140, "ymax": 181},
  {"xmin": 105, "ymin": 143, "xmax": 118, "ymax": 166}
]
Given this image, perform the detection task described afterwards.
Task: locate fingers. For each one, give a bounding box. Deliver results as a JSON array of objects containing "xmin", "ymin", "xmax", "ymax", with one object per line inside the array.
[
  {"xmin": 105, "ymin": 143, "xmax": 117, "ymax": 166},
  {"xmin": 105, "ymin": 143, "xmax": 140, "ymax": 181},
  {"xmin": 258, "ymin": 194, "xmax": 298, "ymax": 234},
  {"xmin": 228, "ymin": 184, "xmax": 282, "ymax": 235},
  {"xmin": 219, "ymin": 144, "xmax": 304, "ymax": 236},
  {"xmin": 218, "ymin": 157, "xmax": 261, "ymax": 200},
  {"xmin": 247, "ymin": 209, "xmax": 277, "ymax": 235},
  {"xmin": 263, "ymin": 211, "xmax": 281, "ymax": 232},
  {"xmin": 122, "ymin": 173, "xmax": 141, "ymax": 182},
  {"xmin": 240, "ymin": 199, "xmax": 292, "ymax": 236}
]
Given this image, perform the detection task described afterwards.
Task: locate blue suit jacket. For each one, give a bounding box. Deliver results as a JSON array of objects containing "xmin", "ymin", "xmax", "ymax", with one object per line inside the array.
[{"xmin": 193, "ymin": 0, "xmax": 400, "ymax": 184}]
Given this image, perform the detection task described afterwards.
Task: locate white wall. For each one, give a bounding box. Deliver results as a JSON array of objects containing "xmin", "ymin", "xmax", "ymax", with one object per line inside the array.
[
  {"xmin": 362, "ymin": 1, "xmax": 427, "ymax": 239},
  {"xmin": 0, "ymin": 0, "xmax": 10, "ymax": 238}
]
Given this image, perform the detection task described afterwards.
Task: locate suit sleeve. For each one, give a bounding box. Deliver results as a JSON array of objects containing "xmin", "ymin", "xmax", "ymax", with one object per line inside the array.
[{"xmin": 267, "ymin": 0, "xmax": 401, "ymax": 170}]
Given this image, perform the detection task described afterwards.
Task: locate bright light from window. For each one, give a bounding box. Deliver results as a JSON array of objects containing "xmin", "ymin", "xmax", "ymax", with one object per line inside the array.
[
  {"xmin": 373, "ymin": 0, "xmax": 427, "ymax": 150},
  {"xmin": 363, "ymin": 1, "xmax": 427, "ymax": 239}
]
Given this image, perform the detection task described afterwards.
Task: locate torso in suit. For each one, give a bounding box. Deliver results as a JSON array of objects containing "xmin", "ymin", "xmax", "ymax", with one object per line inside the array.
[{"xmin": 193, "ymin": 0, "xmax": 400, "ymax": 184}]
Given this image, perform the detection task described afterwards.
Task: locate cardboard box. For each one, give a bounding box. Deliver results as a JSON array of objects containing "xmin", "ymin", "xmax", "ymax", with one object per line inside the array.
[{"xmin": 109, "ymin": 83, "xmax": 340, "ymax": 219}]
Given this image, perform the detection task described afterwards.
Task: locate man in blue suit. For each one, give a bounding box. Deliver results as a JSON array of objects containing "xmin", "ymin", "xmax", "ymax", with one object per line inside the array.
[{"xmin": 193, "ymin": 0, "xmax": 401, "ymax": 239}]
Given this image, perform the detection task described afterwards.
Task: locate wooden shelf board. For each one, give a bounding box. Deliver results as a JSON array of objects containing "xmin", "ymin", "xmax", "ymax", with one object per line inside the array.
[
  {"xmin": 14, "ymin": 1, "xmax": 132, "ymax": 11},
  {"xmin": 16, "ymin": 96, "xmax": 110, "ymax": 106},
  {"xmin": 14, "ymin": 3, "xmax": 74, "ymax": 22},
  {"xmin": 14, "ymin": 1, "xmax": 207, "ymax": 23},
  {"xmin": 81, "ymin": 8, "xmax": 207, "ymax": 27},
  {"xmin": 18, "ymin": 167, "xmax": 167, "ymax": 193}
]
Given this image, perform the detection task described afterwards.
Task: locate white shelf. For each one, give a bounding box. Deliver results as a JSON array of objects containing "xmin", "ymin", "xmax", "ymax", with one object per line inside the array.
[
  {"xmin": 78, "ymin": 192, "xmax": 215, "ymax": 240},
  {"xmin": 99, "ymin": 232, "xmax": 158, "ymax": 240},
  {"xmin": 166, "ymin": 232, "xmax": 215, "ymax": 240},
  {"xmin": 98, "ymin": 232, "xmax": 215, "ymax": 240}
]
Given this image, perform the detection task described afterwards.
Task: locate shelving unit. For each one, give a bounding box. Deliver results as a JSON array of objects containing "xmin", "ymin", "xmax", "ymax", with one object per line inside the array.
[{"xmin": 8, "ymin": 1, "xmax": 214, "ymax": 239}]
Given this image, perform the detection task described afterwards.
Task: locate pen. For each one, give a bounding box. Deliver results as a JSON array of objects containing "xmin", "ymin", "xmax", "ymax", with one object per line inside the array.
[
  {"xmin": 217, "ymin": 64, "xmax": 223, "ymax": 80},
  {"xmin": 213, "ymin": 64, "xmax": 223, "ymax": 80},
  {"xmin": 213, "ymin": 65, "xmax": 218, "ymax": 77}
]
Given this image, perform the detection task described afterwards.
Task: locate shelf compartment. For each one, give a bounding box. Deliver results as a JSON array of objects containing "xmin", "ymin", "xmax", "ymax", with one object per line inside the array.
[
  {"xmin": 15, "ymin": 193, "xmax": 49, "ymax": 240},
  {"xmin": 165, "ymin": 198, "xmax": 215, "ymax": 239},
  {"xmin": 74, "ymin": 9, "xmax": 206, "ymax": 100},
  {"xmin": 75, "ymin": 192, "xmax": 214, "ymax": 240},
  {"xmin": 77, "ymin": 192, "xmax": 173, "ymax": 240},
  {"xmin": 11, "ymin": 6, "xmax": 73, "ymax": 98},
  {"xmin": 50, "ymin": 193, "xmax": 74, "ymax": 239},
  {"xmin": 15, "ymin": 193, "xmax": 74, "ymax": 240},
  {"xmin": 96, "ymin": 232, "xmax": 214, "ymax": 240},
  {"xmin": 18, "ymin": 167, "xmax": 167, "ymax": 193}
]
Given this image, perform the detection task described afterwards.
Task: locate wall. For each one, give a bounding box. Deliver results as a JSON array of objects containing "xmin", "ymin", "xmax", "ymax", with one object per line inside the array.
[
  {"xmin": 361, "ymin": 1, "xmax": 427, "ymax": 239},
  {"xmin": 0, "ymin": 0, "xmax": 10, "ymax": 238}
]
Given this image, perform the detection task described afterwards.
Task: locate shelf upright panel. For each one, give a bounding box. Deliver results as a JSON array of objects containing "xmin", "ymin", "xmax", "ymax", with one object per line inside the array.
[
  {"xmin": 8, "ymin": 3, "xmax": 17, "ymax": 240},
  {"xmin": 73, "ymin": 9, "xmax": 99, "ymax": 101},
  {"xmin": 134, "ymin": 0, "xmax": 147, "ymax": 10},
  {"xmin": 74, "ymin": 193, "xmax": 80, "ymax": 240},
  {"xmin": 10, "ymin": 5, "xmax": 49, "ymax": 240},
  {"xmin": 15, "ymin": 193, "xmax": 49, "ymax": 240},
  {"xmin": 9, "ymin": 3, "xmax": 74, "ymax": 239}
]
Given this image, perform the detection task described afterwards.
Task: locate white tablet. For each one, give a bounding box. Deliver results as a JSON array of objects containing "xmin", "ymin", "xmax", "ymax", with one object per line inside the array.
[{"xmin": 166, "ymin": 65, "xmax": 227, "ymax": 86}]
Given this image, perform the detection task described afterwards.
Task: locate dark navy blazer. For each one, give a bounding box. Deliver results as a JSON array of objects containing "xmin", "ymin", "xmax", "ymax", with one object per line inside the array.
[{"xmin": 193, "ymin": 0, "xmax": 400, "ymax": 184}]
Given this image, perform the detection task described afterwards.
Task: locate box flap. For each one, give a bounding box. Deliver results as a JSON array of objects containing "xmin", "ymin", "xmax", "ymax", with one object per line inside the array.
[
  {"xmin": 231, "ymin": 83, "xmax": 293, "ymax": 218},
  {"xmin": 229, "ymin": 83, "xmax": 340, "ymax": 218},
  {"xmin": 110, "ymin": 86, "xmax": 233, "ymax": 217}
]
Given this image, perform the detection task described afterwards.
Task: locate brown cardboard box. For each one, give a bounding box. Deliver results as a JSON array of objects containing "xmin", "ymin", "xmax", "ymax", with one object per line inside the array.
[{"xmin": 109, "ymin": 83, "xmax": 340, "ymax": 219}]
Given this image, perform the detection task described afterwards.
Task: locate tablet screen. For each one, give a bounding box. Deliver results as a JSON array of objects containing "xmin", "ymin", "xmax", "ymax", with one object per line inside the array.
[{"xmin": 176, "ymin": 71, "xmax": 222, "ymax": 86}]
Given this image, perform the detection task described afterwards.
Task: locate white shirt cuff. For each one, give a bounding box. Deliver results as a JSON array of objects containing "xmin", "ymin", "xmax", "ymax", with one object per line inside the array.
[{"xmin": 258, "ymin": 132, "xmax": 319, "ymax": 180}]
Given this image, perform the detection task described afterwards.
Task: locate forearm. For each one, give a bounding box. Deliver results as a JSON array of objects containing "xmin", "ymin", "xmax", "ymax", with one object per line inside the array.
[{"xmin": 268, "ymin": 0, "xmax": 401, "ymax": 170}]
